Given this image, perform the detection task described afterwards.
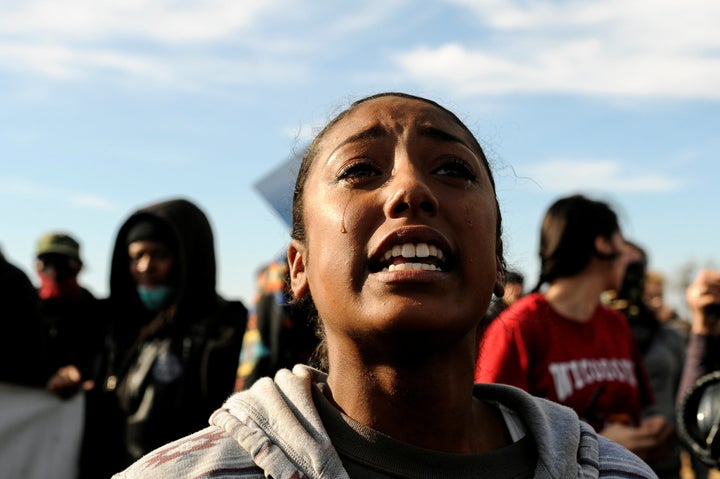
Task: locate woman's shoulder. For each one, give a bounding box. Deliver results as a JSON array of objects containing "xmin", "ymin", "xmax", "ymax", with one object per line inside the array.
[
  {"xmin": 474, "ymin": 384, "xmax": 656, "ymax": 478},
  {"xmin": 112, "ymin": 426, "xmax": 262, "ymax": 479},
  {"xmin": 495, "ymin": 293, "xmax": 552, "ymax": 326},
  {"xmin": 595, "ymin": 433, "xmax": 658, "ymax": 478}
]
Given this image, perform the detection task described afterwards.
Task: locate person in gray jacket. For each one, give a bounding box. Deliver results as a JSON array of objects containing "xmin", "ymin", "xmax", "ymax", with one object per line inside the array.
[{"xmin": 114, "ymin": 92, "xmax": 657, "ymax": 479}]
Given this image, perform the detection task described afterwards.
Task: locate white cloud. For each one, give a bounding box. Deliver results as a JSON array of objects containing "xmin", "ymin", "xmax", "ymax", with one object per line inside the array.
[
  {"xmin": 0, "ymin": 43, "xmax": 166, "ymax": 80},
  {"xmin": 0, "ymin": 0, "xmax": 303, "ymax": 89},
  {"xmin": 0, "ymin": 177, "xmax": 45, "ymax": 196},
  {"xmin": 326, "ymin": 0, "xmax": 409, "ymax": 36},
  {"xmin": 281, "ymin": 122, "xmax": 317, "ymax": 144},
  {"xmin": 0, "ymin": 0, "xmax": 278, "ymax": 43},
  {"xmin": 68, "ymin": 193, "xmax": 119, "ymax": 211},
  {"xmin": 0, "ymin": 0, "xmax": 328, "ymax": 91},
  {"xmin": 0, "ymin": 41, "xmax": 309, "ymax": 91},
  {"xmin": 0, "ymin": 177, "xmax": 120, "ymax": 211},
  {"xmin": 1, "ymin": 0, "xmax": 719, "ymax": 99},
  {"xmin": 395, "ymin": 0, "xmax": 720, "ymax": 99},
  {"xmin": 516, "ymin": 159, "xmax": 684, "ymax": 193}
]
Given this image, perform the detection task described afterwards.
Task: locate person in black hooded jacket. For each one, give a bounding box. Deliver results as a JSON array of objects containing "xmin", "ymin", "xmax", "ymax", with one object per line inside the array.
[
  {"xmin": 81, "ymin": 198, "xmax": 248, "ymax": 478},
  {"xmin": 0, "ymin": 248, "xmax": 49, "ymax": 387}
]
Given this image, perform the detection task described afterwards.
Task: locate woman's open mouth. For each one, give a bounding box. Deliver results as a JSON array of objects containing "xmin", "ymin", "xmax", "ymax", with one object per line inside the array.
[{"xmin": 371, "ymin": 242, "xmax": 447, "ymax": 273}]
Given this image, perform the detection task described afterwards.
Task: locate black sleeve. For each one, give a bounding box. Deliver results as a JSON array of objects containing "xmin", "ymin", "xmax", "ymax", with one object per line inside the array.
[
  {"xmin": 202, "ymin": 300, "xmax": 248, "ymax": 408},
  {"xmin": 0, "ymin": 261, "xmax": 51, "ymax": 387}
]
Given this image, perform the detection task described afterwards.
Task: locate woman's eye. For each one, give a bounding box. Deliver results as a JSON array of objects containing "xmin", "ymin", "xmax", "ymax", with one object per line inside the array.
[
  {"xmin": 337, "ymin": 162, "xmax": 381, "ymax": 182},
  {"xmin": 434, "ymin": 158, "xmax": 478, "ymax": 182}
]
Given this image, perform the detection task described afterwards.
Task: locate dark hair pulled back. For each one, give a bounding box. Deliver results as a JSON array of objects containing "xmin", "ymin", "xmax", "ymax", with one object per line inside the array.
[{"xmin": 532, "ymin": 194, "xmax": 621, "ymax": 292}]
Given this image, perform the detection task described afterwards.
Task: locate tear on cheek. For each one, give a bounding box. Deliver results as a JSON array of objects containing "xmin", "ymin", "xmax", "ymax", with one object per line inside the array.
[{"xmin": 341, "ymin": 197, "xmax": 352, "ymax": 234}]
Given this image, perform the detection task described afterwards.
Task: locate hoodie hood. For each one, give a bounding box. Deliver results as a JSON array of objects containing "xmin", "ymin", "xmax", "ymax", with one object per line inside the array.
[
  {"xmin": 109, "ymin": 198, "xmax": 218, "ymax": 327},
  {"xmin": 213, "ymin": 366, "xmax": 346, "ymax": 479},
  {"xmin": 208, "ymin": 365, "xmax": 627, "ymax": 479},
  {"xmin": 114, "ymin": 364, "xmax": 656, "ymax": 479}
]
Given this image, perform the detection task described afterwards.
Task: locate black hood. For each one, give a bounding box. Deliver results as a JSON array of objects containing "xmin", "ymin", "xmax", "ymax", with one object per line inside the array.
[{"xmin": 109, "ymin": 198, "xmax": 218, "ymax": 325}]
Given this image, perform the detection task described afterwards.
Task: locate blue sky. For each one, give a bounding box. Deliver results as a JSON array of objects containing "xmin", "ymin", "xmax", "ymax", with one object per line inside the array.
[{"xmin": 1, "ymin": 0, "xmax": 718, "ymax": 313}]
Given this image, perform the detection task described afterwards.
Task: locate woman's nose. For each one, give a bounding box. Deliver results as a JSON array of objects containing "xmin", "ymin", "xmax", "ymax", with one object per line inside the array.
[{"xmin": 384, "ymin": 162, "xmax": 439, "ymax": 218}]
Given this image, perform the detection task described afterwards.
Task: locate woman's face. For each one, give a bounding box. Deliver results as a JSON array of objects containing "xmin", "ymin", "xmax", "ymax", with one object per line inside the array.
[{"xmin": 288, "ymin": 96, "xmax": 502, "ymax": 353}]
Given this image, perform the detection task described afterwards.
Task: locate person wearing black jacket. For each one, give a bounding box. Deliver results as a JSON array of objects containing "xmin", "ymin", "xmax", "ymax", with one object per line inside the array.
[
  {"xmin": 0, "ymin": 248, "xmax": 48, "ymax": 387},
  {"xmin": 34, "ymin": 232, "xmax": 103, "ymax": 399},
  {"xmin": 83, "ymin": 198, "xmax": 248, "ymax": 478},
  {"xmin": 608, "ymin": 241, "xmax": 685, "ymax": 479}
]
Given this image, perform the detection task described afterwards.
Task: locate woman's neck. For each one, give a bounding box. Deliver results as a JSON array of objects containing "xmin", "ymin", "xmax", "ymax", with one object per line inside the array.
[
  {"xmin": 325, "ymin": 347, "xmax": 512, "ymax": 454},
  {"xmin": 543, "ymin": 274, "xmax": 604, "ymax": 322}
]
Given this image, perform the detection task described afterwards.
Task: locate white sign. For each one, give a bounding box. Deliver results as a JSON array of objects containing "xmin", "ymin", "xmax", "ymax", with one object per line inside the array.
[{"xmin": 0, "ymin": 383, "xmax": 83, "ymax": 479}]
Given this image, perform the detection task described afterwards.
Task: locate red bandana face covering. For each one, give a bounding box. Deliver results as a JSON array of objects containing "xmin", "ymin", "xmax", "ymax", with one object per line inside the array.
[{"xmin": 38, "ymin": 270, "xmax": 82, "ymax": 300}]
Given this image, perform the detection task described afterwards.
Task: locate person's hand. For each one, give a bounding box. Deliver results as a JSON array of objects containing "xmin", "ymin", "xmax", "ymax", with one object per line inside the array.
[
  {"xmin": 600, "ymin": 415, "xmax": 673, "ymax": 459},
  {"xmin": 46, "ymin": 365, "xmax": 83, "ymax": 399},
  {"xmin": 686, "ymin": 269, "xmax": 720, "ymax": 334}
]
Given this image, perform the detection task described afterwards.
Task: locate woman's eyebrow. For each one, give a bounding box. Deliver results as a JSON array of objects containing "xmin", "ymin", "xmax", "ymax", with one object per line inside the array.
[
  {"xmin": 418, "ymin": 125, "xmax": 469, "ymax": 148},
  {"xmin": 328, "ymin": 125, "xmax": 386, "ymax": 158},
  {"xmin": 326, "ymin": 123, "xmax": 471, "ymax": 160}
]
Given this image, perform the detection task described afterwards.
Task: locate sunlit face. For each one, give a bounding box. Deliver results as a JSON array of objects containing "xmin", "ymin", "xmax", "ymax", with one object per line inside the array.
[
  {"xmin": 644, "ymin": 279, "xmax": 665, "ymax": 314},
  {"xmin": 128, "ymin": 240, "xmax": 174, "ymax": 287},
  {"xmin": 503, "ymin": 282, "xmax": 523, "ymax": 305},
  {"xmin": 36, "ymin": 254, "xmax": 81, "ymax": 279},
  {"xmin": 288, "ymin": 96, "xmax": 502, "ymax": 354}
]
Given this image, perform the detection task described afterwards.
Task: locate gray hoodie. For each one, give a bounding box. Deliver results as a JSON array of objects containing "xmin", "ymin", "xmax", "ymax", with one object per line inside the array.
[{"xmin": 114, "ymin": 365, "xmax": 657, "ymax": 479}]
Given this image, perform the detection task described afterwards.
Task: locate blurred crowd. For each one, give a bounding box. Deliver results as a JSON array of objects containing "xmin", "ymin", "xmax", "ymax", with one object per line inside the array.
[{"xmin": 1, "ymin": 191, "xmax": 718, "ymax": 479}]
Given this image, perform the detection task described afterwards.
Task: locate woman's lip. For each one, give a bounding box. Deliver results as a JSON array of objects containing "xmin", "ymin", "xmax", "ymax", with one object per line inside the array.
[{"xmin": 369, "ymin": 267, "xmax": 449, "ymax": 286}]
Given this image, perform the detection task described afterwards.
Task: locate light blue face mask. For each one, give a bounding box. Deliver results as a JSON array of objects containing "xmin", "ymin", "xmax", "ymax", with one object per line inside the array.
[{"xmin": 137, "ymin": 285, "xmax": 175, "ymax": 312}]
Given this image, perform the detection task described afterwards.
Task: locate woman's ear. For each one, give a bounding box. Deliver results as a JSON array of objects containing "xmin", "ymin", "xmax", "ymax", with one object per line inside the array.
[
  {"xmin": 287, "ymin": 239, "xmax": 309, "ymax": 299},
  {"xmin": 493, "ymin": 257, "xmax": 506, "ymax": 298},
  {"xmin": 595, "ymin": 236, "xmax": 610, "ymax": 255},
  {"xmin": 594, "ymin": 235, "xmax": 619, "ymax": 260}
]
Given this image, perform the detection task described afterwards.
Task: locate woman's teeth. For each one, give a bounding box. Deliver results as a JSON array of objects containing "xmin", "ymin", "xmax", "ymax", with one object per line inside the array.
[
  {"xmin": 381, "ymin": 242, "xmax": 445, "ymax": 272},
  {"xmin": 384, "ymin": 263, "xmax": 442, "ymax": 272}
]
